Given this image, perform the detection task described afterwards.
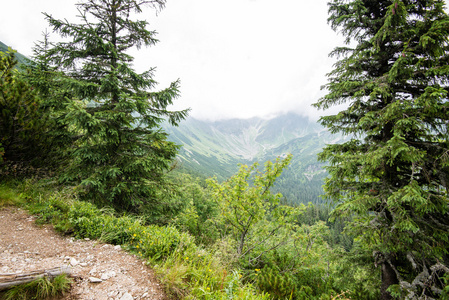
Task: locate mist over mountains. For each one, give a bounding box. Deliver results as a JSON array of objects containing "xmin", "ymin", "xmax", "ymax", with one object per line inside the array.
[
  {"xmin": 0, "ymin": 40, "xmax": 338, "ymax": 205},
  {"xmin": 163, "ymin": 112, "xmax": 344, "ymax": 205}
]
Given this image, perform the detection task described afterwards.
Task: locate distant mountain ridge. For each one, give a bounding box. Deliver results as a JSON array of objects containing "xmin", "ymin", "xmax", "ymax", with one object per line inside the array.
[
  {"xmin": 163, "ymin": 112, "xmax": 344, "ymax": 204},
  {"xmin": 0, "ymin": 41, "xmax": 30, "ymax": 65}
]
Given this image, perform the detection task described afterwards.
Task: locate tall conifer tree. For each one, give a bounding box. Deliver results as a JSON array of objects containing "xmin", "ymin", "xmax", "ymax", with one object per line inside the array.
[
  {"xmin": 314, "ymin": 0, "xmax": 449, "ymax": 298},
  {"xmin": 42, "ymin": 0, "xmax": 189, "ymax": 211},
  {"xmin": 0, "ymin": 50, "xmax": 43, "ymax": 166}
]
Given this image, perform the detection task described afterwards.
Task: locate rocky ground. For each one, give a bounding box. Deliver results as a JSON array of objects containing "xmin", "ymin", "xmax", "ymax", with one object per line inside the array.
[{"xmin": 0, "ymin": 207, "xmax": 169, "ymax": 300}]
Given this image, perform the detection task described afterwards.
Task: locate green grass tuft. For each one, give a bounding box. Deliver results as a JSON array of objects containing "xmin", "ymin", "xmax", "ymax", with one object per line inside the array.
[
  {"xmin": 3, "ymin": 274, "xmax": 72, "ymax": 300},
  {"xmin": 0, "ymin": 184, "xmax": 24, "ymax": 208}
]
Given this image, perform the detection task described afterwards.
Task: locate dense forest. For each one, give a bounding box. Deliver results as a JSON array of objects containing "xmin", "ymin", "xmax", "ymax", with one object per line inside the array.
[{"xmin": 1, "ymin": 0, "xmax": 448, "ymax": 299}]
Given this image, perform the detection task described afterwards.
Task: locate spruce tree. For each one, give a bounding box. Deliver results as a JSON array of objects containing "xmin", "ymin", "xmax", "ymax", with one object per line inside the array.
[
  {"xmin": 24, "ymin": 33, "xmax": 77, "ymax": 171},
  {"xmin": 314, "ymin": 0, "xmax": 449, "ymax": 298},
  {"xmin": 0, "ymin": 50, "xmax": 47, "ymax": 170},
  {"xmin": 1, "ymin": 42, "xmax": 72, "ymax": 175},
  {"xmin": 41, "ymin": 0, "xmax": 189, "ymax": 212}
]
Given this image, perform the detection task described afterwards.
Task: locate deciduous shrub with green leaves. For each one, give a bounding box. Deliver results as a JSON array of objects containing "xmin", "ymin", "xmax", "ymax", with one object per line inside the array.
[
  {"xmin": 207, "ymin": 154, "xmax": 299, "ymax": 259},
  {"xmin": 171, "ymin": 172, "xmax": 219, "ymax": 245}
]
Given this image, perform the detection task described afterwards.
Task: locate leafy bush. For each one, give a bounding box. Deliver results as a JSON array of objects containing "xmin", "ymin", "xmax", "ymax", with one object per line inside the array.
[
  {"xmin": 442, "ymin": 273, "xmax": 449, "ymax": 300},
  {"xmin": 135, "ymin": 225, "xmax": 190, "ymax": 261},
  {"xmin": 27, "ymin": 193, "xmax": 71, "ymax": 226}
]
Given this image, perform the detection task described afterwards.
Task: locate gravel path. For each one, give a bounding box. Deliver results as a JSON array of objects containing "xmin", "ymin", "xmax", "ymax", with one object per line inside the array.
[{"xmin": 0, "ymin": 207, "xmax": 168, "ymax": 300}]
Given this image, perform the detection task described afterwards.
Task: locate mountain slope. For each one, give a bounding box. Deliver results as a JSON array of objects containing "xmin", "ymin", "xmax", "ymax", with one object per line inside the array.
[
  {"xmin": 0, "ymin": 40, "xmax": 30, "ymax": 65},
  {"xmin": 163, "ymin": 113, "xmax": 344, "ymax": 204}
]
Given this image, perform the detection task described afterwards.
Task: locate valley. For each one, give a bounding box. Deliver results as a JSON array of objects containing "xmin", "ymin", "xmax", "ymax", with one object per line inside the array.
[{"xmin": 163, "ymin": 112, "xmax": 345, "ymax": 204}]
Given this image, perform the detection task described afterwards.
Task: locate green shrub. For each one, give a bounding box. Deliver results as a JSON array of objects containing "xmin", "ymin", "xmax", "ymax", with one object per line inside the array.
[
  {"xmin": 256, "ymin": 266, "xmax": 298, "ymax": 299},
  {"xmin": 28, "ymin": 193, "xmax": 71, "ymax": 225},
  {"xmin": 135, "ymin": 225, "xmax": 190, "ymax": 261},
  {"xmin": 68, "ymin": 201, "xmax": 121, "ymax": 239},
  {"xmin": 441, "ymin": 273, "xmax": 449, "ymax": 300},
  {"xmin": 64, "ymin": 200, "xmax": 194, "ymax": 263}
]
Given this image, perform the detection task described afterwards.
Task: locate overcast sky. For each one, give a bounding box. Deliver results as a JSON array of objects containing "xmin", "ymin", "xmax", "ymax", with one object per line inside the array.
[{"xmin": 1, "ymin": 0, "xmax": 344, "ymax": 121}]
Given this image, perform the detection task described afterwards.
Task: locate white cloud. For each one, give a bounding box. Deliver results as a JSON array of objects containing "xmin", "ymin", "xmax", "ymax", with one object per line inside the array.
[
  {"xmin": 139, "ymin": 0, "xmax": 343, "ymax": 120},
  {"xmin": 1, "ymin": 0, "xmax": 343, "ymax": 121}
]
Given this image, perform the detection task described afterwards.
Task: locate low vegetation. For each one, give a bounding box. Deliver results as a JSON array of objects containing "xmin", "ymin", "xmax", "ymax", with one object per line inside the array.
[
  {"xmin": 2, "ymin": 274, "xmax": 72, "ymax": 300},
  {"xmin": 0, "ymin": 163, "xmax": 380, "ymax": 300}
]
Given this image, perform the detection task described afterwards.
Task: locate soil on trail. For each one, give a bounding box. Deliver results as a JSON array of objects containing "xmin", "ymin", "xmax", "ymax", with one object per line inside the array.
[{"xmin": 0, "ymin": 207, "xmax": 169, "ymax": 300}]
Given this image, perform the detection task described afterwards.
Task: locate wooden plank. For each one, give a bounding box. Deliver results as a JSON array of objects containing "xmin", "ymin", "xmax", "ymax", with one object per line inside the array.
[{"xmin": 0, "ymin": 266, "xmax": 71, "ymax": 291}]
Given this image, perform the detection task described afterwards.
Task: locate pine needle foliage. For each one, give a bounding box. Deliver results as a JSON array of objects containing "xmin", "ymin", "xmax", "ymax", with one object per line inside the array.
[
  {"xmin": 0, "ymin": 50, "xmax": 50, "ymax": 170},
  {"xmin": 314, "ymin": 0, "xmax": 449, "ymax": 299},
  {"xmin": 25, "ymin": 33, "xmax": 76, "ymax": 165},
  {"xmin": 39, "ymin": 0, "xmax": 189, "ymax": 211}
]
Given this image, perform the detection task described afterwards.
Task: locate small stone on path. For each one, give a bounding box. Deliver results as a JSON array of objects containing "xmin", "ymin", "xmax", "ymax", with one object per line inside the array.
[
  {"xmin": 88, "ymin": 277, "xmax": 102, "ymax": 283},
  {"xmin": 70, "ymin": 257, "xmax": 79, "ymax": 266},
  {"xmin": 120, "ymin": 292, "xmax": 133, "ymax": 300},
  {"xmin": 101, "ymin": 270, "xmax": 117, "ymax": 280}
]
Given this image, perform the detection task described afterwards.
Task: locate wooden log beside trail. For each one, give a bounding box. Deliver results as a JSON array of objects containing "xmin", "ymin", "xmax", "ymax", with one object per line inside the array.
[{"xmin": 0, "ymin": 266, "xmax": 72, "ymax": 291}]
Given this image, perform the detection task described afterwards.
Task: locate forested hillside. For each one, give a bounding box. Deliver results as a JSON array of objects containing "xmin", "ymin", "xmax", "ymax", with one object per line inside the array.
[
  {"xmin": 1, "ymin": 0, "xmax": 448, "ymax": 299},
  {"xmin": 163, "ymin": 113, "xmax": 345, "ymax": 204}
]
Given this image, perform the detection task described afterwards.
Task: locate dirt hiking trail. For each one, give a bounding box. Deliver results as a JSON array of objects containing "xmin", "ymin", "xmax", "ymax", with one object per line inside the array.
[{"xmin": 0, "ymin": 207, "xmax": 169, "ymax": 300}]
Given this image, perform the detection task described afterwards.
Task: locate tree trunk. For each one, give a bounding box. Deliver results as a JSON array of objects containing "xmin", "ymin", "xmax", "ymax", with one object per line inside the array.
[
  {"xmin": 0, "ymin": 266, "xmax": 71, "ymax": 291},
  {"xmin": 380, "ymin": 261, "xmax": 398, "ymax": 300}
]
